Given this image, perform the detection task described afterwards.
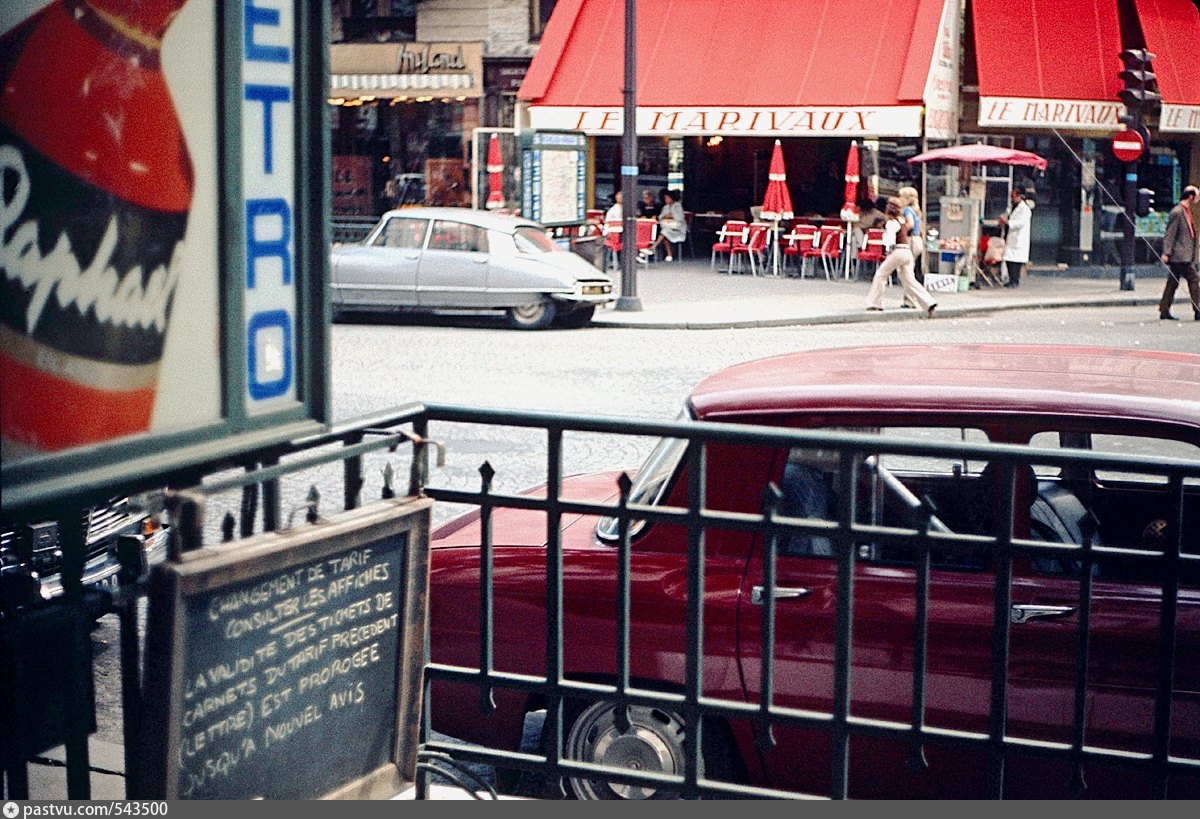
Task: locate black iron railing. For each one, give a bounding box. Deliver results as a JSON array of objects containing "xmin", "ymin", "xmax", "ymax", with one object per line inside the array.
[{"xmin": 2, "ymin": 402, "xmax": 1197, "ymax": 799}]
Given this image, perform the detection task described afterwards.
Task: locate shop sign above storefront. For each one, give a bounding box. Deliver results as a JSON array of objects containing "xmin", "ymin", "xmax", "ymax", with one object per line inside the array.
[
  {"xmin": 922, "ymin": 0, "xmax": 961, "ymax": 141},
  {"xmin": 978, "ymin": 97, "xmax": 1123, "ymax": 130},
  {"xmin": 1160, "ymin": 104, "xmax": 1200, "ymax": 134},
  {"xmin": 330, "ymin": 42, "xmax": 484, "ymax": 99},
  {"xmin": 528, "ymin": 106, "xmax": 924, "ymax": 138}
]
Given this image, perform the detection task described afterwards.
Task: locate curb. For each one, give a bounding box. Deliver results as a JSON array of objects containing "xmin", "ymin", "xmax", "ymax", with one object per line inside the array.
[{"xmin": 591, "ymin": 295, "xmax": 1165, "ymax": 330}]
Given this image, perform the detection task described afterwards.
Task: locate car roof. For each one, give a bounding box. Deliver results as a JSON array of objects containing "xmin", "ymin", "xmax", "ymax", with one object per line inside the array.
[
  {"xmin": 378, "ymin": 207, "xmax": 541, "ymax": 232},
  {"xmin": 688, "ymin": 344, "xmax": 1200, "ymax": 430}
]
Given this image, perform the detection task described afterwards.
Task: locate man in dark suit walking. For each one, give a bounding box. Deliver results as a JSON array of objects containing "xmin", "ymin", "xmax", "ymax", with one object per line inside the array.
[{"xmin": 1159, "ymin": 184, "xmax": 1200, "ymax": 320}]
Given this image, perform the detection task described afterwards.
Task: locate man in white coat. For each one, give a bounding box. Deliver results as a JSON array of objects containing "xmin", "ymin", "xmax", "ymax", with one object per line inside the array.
[{"xmin": 998, "ymin": 187, "xmax": 1033, "ymax": 288}]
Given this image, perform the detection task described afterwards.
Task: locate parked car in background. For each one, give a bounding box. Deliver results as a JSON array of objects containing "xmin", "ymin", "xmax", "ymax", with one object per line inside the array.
[
  {"xmin": 427, "ymin": 344, "xmax": 1200, "ymax": 799},
  {"xmin": 330, "ymin": 208, "xmax": 615, "ymax": 329},
  {"xmin": 1, "ymin": 496, "xmax": 168, "ymax": 610}
]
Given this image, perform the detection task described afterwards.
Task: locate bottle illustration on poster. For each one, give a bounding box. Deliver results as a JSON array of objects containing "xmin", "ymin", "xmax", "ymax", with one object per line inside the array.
[{"xmin": 0, "ymin": 0, "xmax": 220, "ymax": 463}]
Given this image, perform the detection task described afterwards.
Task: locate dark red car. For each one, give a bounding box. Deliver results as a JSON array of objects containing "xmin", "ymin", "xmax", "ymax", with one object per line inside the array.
[{"xmin": 427, "ymin": 345, "xmax": 1200, "ymax": 799}]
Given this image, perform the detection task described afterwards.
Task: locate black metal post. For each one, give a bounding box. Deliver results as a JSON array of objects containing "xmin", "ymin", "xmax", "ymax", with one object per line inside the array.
[
  {"xmin": 1121, "ymin": 161, "xmax": 1137, "ymax": 291},
  {"xmin": 615, "ymin": 0, "xmax": 642, "ymax": 311}
]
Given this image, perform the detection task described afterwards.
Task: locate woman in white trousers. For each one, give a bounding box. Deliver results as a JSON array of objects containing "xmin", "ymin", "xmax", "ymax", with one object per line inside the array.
[{"xmin": 866, "ymin": 198, "xmax": 937, "ymax": 316}]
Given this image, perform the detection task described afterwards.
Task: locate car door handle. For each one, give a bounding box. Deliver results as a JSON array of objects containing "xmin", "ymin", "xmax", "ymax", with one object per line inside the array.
[
  {"xmin": 751, "ymin": 585, "xmax": 812, "ymax": 606},
  {"xmin": 1010, "ymin": 604, "xmax": 1076, "ymax": 624}
]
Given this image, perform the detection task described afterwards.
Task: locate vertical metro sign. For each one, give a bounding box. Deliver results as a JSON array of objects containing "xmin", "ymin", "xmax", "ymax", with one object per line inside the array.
[{"xmin": 243, "ymin": 0, "xmax": 297, "ymax": 413}]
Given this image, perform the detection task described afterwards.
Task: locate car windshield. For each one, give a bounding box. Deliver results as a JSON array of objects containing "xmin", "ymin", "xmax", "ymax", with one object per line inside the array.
[
  {"xmin": 596, "ymin": 409, "xmax": 691, "ymax": 541},
  {"xmin": 513, "ymin": 225, "xmax": 559, "ymax": 254}
]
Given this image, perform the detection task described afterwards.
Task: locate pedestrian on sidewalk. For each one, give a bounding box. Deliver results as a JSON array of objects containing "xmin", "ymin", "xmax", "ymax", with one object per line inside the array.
[
  {"xmin": 998, "ymin": 187, "xmax": 1032, "ymax": 287},
  {"xmin": 898, "ymin": 186, "xmax": 926, "ymax": 307},
  {"xmin": 1158, "ymin": 184, "xmax": 1200, "ymax": 321},
  {"xmin": 865, "ymin": 197, "xmax": 937, "ymax": 316}
]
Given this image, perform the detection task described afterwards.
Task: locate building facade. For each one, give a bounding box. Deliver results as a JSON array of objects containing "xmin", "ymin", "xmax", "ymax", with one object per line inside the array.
[{"xmin": 329, "ymin": 0, "xmax": 549, "ymax": 215}]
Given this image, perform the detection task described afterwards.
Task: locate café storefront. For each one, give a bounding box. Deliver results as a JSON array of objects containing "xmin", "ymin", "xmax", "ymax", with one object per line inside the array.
[
  {"xmin": 516, "ymin": 0, "xmax": 962, "ymax": 232},
  {"xmin": 329, "ymin": 41, "xmax": 484, "ymax": 216},
  {"xmin": 959, "ymin": 0, "xmax": 1200, "ymax": 267}
]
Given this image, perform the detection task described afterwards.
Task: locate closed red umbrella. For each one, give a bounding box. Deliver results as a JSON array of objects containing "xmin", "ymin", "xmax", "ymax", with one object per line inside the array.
[
  {"xmin": 759, "ymin": 140, "xmax": 793, "ymax": 275},
  {"xmin": 840, "ymin": 141, "xmax": 861, "ymax": 278},
  {"xmin": 485, "ymin": 133, "xmax": 504, "ymax": 210},
  {"xmin": 759, "ymin": 139, "xmax": 794, "ymax": 221},
  {"xmin": 841, "ymin": 140, "xmax": 860, "ymax": 221}
]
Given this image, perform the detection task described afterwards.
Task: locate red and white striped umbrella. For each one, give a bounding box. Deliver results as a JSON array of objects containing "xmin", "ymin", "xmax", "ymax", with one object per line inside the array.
[
  {"xmin": 759, "ymin": 139, "xmax": 794, "ymax": 221},
  {"xmin": 485, "ymin": 133, "xmax": 504, "ymax": 210}
]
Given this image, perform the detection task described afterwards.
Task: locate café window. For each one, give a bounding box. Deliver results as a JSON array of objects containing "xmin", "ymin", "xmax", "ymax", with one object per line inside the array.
[{"xmin": 531, "ymin": 0, "xmax": 558, "ymax": 41}]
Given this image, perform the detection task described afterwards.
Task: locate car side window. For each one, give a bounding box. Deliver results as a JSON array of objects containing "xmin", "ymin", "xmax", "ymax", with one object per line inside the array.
[
  {"xmin": 775, "ymin": 428, "xmax": 993, "ymax": 571},
  {"xmin": 429, "ymin": 220, "xmax": 488, "ymax": 253},
  {"xmin": 373, "ymin": 217, "xmax": 427, "ymax": 249},
  {"xmin": 1026, "ymin": 429, "xmax": 1199, "ymax": 586}
]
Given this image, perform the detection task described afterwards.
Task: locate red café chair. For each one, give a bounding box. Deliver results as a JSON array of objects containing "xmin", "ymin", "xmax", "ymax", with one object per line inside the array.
[
  {"xmin": 782, "ymin": 223, "xmax": 818, "ymax": 277},
  {"xmin": 802, "ymin": 225, "xmax": 843, "ymax": 281},
  {"xmin": 856, "ymin": 228, "xmax": 886, "ymax": 279},
  {"xmin": 603, "ymin": 219, "xmax": 622, "ymax": 271},
  {"xmin": 710, "ymin": 220, "xmax": 748, "ymax": 271},
  {"xmin": 635, "ymin": 218, "xmax": 658, "ymax": 263},
  {"xmin": 730, "ymin": 222, "xmax": 770, "ymax": 276}
]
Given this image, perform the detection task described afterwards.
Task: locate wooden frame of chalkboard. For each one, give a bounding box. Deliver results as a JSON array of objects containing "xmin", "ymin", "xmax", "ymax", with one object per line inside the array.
[{"xmin": 139, "ymin": 496, "xmax": 432, "ymax": 799}]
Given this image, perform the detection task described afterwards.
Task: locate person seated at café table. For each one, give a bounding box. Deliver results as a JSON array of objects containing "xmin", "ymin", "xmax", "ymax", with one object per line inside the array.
[
  {"xmin": 638, "ymin": 189, "xmax": 660, "ymax": 218},
  {"xmin": 649, "ymin": 189, "xmax": 688, "ymax": 262}
]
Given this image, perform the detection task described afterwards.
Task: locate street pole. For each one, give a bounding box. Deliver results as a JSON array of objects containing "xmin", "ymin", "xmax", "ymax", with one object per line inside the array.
[
  {"xmin": 615, "ymin": 0, "xmax": 642, "ymax": 311},
  {"xmin": 1121, "ymin": 161, "xmax": 1137, "ymax": 291}
]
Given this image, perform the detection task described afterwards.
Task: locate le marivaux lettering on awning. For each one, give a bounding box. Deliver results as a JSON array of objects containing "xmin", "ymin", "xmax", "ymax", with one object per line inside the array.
[
  {"xmin": 528, "ymin": 106, "xmax": 923, "ymax": 137},
  {"xmin": 979, "ymin": 98, "xmax": 1123, "ymax": 129}
]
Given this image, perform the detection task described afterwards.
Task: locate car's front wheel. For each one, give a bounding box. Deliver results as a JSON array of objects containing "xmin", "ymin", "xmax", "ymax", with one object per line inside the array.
[
  {"xmin": 507, "ymin": 299, "xmax": 557, "ymax": 330},
  {"xmin": 561, "ymin": 700, "xmax": 688, "ymax": 799},
  {"xmin": 555, "ymin": 305, "xmax": 596, "ymax": 329}
]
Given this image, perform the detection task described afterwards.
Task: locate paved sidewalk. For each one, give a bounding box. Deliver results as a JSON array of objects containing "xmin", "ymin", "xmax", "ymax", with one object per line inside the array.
[{"xmin": 590, "ymin": 258, "xmax": 1174, "ymax": 329}]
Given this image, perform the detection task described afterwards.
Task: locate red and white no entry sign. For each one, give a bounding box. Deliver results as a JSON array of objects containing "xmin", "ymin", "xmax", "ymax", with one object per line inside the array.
[{"xmin": 1112, "ymin": 129, "xmax": 1145, "ymax": 162}]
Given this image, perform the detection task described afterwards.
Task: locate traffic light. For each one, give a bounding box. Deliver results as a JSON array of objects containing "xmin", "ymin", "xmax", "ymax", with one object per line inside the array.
[
  {"xmin": 1118, "ymin": 48, "xmax": 1161, "ymax": 117},
  {"xmin": 1136, "ymin": 187, "xmax": 1154, "ymax": 218}
]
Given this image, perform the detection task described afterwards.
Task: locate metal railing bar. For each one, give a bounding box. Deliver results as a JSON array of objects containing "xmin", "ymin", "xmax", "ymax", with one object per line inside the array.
[
  {"xmin": 683, "ymin": 440, "xmax": 707, "ymax": 798},
  {"xmin": 423, "ymin": 663, "xmax": 1200, "ymax": 774},
  {"xmin": 909, "ymin": 501, "xmax": 933, "ymax": 774},
  {"xmin": 420, "ymin": 404, "xmax": 1200, "ymax": 476},
  {"xmin": 342, "ymin": 431, "xmax": 364, "ymax": 511},
  {"xmin": 419, "ymin": 740, "xmax": 819, "ymax": 800},
  {"xmin": 1151, "ymin": 475, "xmax": 1185, "ymax": 798},
  {"xmin": 615, "ymin": 473, "xmax": 633, "ymax": 733},
  {"xmin": 757, "ymin": 486, "xmax": 782, "ymax": 752},
  {"xmin": 986, "ymin": 463, "xmax": 1018, "ymax": 798},
  {"xmin": 426, "ymin": 485, "xmax": 1199, "ymax": 569},
  {"xmin": 194, "ymin": 432, "xmax": 414, "ymax": 496},
  {"xmin": 542, "ymin": 428, "xmax": 565, "ymax": 796},
  {"xmin": 830, "ymin": 452, "xmax": 861, "ymax": 798},
  {"xmin": 1070, "ymin": 510, "xmax": 1096, "ymax": 797},
  {"xmin": 478, "ymin": 463, "xmax": 496, "ymax": 716}
]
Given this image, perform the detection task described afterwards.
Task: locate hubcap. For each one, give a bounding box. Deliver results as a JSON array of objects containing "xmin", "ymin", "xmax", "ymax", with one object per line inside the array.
[{"xmin": 564, "ymin": 703, "xmax": 689, "ymax": 799}]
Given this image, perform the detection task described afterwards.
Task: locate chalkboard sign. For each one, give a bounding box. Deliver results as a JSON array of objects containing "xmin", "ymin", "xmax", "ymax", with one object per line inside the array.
[{"xmin": 140, "ymin": 497, "xmax": 432, "ymax": 799}]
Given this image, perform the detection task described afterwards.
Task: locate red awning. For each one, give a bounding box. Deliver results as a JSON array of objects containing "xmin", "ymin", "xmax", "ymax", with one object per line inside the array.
[
  {"xmin": 1134, "ymin": 0, "xmax": 1200, "ymax": 133},
  {"xmin": 519, "ymin": 0, "xmax": 950, "ymax": 137},
  {"xmin": 972, "ymin": 0, "xmax": 1124, "ymax": 130}
]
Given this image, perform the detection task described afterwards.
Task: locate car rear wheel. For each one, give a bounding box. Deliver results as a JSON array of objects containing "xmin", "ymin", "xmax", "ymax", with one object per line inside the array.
[
  {"xmin": 506, "ymin": 299, "xmax": 557, "ymax": 330},
  {"xmin": 555, "ymin": 305, "xmax": 596, "ymax": 329}
]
